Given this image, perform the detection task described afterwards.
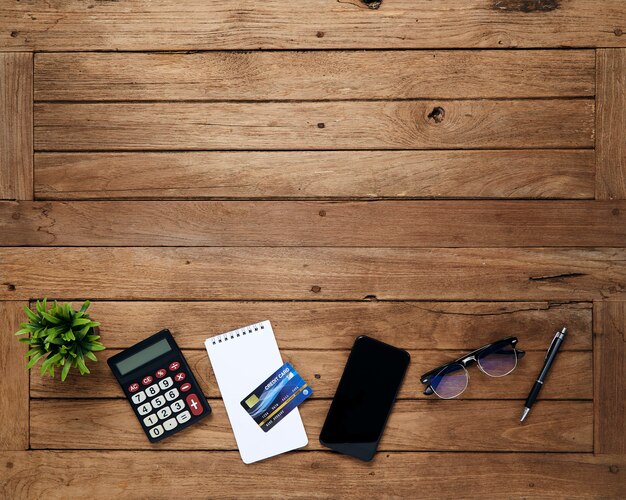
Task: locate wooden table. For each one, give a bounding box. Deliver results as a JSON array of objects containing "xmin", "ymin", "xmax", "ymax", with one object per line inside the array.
[{"xmin": 1, "ymin": 2, "xmax": 626, "ymax": 497}]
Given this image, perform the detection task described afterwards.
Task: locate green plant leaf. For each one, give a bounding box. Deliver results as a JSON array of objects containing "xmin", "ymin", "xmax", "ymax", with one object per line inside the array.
[
  {"xmin": 76, "ymin": 325, "xmax": 91, "ymax": 340},
  {"xmin": 26, "ymin": 351, "xmax": 46, "ymax": 369},
  {"xmin": 61, "ymin": 360, "xmax": 72, "ymax": 381},
  {"xmin": 83, "ymin": 343, "xmax": 106, "ymax": 351},
  {"xmin": 41, "ymin": 311, "xmax": 63, "ymax": 325},
  {"xmin": 71, "ymin": 317, "xmax": 92, "ymax": 327},
  {"xmin": 76, "ymin": 356, "xmax": 90, "ymax": 375},
  {"xmin": 23, "ymin": 306, "xmax": 39, "ymax": 323},
  {"xmin": 80, "ymin": 300, "xmax": 91, "ymax": 313},
  {"xmin": 63, "ymin": 303, "xmax": 73, "ymax": 320},
  {"xmin": 41, "ymin": 353, "xmax": 62, "ymax": 371},
  {"xmin": 85, "ymin": 351, "xmax": 98, "ymax": 362},
  {"xmin": 26, "ymin": 347, "xmax": 43, "ymax": 357}
]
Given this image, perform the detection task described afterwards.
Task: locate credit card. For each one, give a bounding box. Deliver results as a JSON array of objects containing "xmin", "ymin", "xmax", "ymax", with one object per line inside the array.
[{"xmin": 240, "ymin": 362, "xmax": 312, "ymax": 432}]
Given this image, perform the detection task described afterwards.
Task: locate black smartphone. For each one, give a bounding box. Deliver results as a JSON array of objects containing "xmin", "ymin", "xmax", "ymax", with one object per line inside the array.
[{"xmin": 319, "ymin": 335, "xmax": 410, "ymax": 461}]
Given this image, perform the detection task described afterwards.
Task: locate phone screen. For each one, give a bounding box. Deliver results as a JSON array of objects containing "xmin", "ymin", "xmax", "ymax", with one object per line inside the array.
[{"xmin": 319, "ymin": 336, "xmax": 410, "ymax": 461}]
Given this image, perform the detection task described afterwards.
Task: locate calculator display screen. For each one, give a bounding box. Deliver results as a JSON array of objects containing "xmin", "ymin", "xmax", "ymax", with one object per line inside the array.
[{"xmin": 115, "ymin": 338, "xmax": 172, "ymax": 376}]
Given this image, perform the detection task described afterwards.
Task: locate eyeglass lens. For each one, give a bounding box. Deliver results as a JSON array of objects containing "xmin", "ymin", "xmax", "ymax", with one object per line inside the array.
[
  {"xmin": 477, "ymin": 344, "xmax": 518, "ymax": 377},
  {"xmin": 430, "ymin": 362, "xmax": 468, "ymax": 399}
]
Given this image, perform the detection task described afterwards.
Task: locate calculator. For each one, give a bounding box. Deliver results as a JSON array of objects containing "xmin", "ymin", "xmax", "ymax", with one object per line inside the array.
[{"xmin": 108, "ymin": 329, "xmax": 211, "ymax": 442}]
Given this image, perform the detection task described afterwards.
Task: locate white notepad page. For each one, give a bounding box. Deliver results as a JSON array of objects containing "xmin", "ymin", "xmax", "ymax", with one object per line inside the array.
[{"xmin": 205, "ymin": 320, "xmax": 308, "ymax": 464}]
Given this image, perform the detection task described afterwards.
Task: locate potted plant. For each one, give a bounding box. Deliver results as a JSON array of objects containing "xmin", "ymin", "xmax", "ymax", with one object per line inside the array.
[{"xmin": 15, "ymin": 299, "xmax": 105, "ymax": 381}]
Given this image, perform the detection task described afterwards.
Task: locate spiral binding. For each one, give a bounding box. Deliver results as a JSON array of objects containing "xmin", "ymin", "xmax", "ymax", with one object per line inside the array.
[{"xmin": 207, "ymin": 320, "xmax": 268, "ymax": 346}]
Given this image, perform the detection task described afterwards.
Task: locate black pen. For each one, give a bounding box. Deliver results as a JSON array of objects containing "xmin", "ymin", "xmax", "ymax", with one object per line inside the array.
[{"xmin": 520, "ymin": 327, "xmax": 567, "ymax": 422}]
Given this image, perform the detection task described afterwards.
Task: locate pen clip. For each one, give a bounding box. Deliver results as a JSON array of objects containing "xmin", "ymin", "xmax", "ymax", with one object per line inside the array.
[{"xmin": 545, "ymin": 331, "xmax": 560, "ymax": 361}]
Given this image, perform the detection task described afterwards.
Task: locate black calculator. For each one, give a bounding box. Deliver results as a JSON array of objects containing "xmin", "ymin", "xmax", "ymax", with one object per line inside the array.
[{"xmin": 108, "ymin": 329, "xmax": 211, "ymax": 442}]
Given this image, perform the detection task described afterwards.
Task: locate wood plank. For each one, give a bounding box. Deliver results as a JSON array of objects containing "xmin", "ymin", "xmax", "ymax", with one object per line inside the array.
[
  {"xmin": 596, "ymin": 49, "xmax": 626, "ymax": 200},
  {"xmin": 3, "ymin": 0, "xmax": 626, "ymax": 51},
  {"xmin": 594, "ymin": 301, "xmax": 626, "ymax": 454},
  {"xmin": 33, "ymin": 301, "xmax": 593, "ymax": 350},
  {"xmin": 30, "ymin": 348, "xmax": 592, "ymax": 401},
  {"xmin": 0, "ymin": 303, "xmax": 28, "ymax": 450},
  {"xmin": 34, "ymin": 100, "xmax": 594, "ymax": 151},
  {"xmin": 1, "ymin": 451, "xmax": 624, "ymax": 499},
  {"xmin": 2, "ymin": 200, "xmax": 625, "ymax": 247},
  {"xmin": 33, "ymin": 50, "xmax": 595, "ymax": 101},
  {"xmin": 29, "ymin": 399, "xmax": 592, "ymax": 452},
  {"xmin": 33, "ymin": 150, "xmax": 596, "ymax": 200},
  {"xmin": 1, "ymin": 248, "xmax": 625, "ymax": 301},
  {"xmin": 0, "ymin": 53, "xmax": 32, "ymax": 200}
]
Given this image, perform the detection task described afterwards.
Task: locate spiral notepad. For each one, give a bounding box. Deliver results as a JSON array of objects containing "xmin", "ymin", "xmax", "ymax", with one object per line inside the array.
[{"xmin": 205, "ymin": 320, "xmax": 308, "ymax": 464}]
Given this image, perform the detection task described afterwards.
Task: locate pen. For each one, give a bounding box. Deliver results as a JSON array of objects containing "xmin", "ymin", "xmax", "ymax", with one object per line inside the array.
[{"xmin": 520, "ymin": 327, "xmax": 567, "ymax": 422}]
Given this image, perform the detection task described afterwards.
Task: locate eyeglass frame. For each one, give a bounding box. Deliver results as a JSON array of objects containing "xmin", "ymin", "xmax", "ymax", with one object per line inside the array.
[{"xmin": 420, "ymin": 336, "xmax": 525, "ymax": 397}]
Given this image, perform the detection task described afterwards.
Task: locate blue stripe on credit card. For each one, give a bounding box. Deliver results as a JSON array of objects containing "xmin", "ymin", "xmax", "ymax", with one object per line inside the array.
[{"xmin": 240, "ymin": 362, "xmax": 313, "ymax": 432}]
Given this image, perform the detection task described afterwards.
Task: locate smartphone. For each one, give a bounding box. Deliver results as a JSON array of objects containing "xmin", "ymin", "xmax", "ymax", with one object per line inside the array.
[{"xmin": 319, "ymin": 335, "xmax": 410, "ymax": 461}]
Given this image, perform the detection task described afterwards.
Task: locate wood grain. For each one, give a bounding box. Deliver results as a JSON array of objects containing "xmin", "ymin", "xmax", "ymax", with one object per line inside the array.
[
  {"xmin": 29, "ymin": 399, "xmax": 592, "ymax": 452},
  {"xmin": 33, "ymin": 301, "xmax": 592, "ymax": 351},
  {"xmin": 1, "ymin": 248, "xmax": 625, "ymax": 301},
  {"xmin": 1, "ymin": 451, "xmax": 624, "ymax": 499},
  {"xmin": 2, "ymin": 0, "xmax": 625, "ymax": 51},
  {"xmin": 596, "ymin": 49, "xmax": 626, "ymax": 200},
  {"xmin": 0, "ymin": 302, "xmax": 28, "ymax": 450},
  {"xmin": 30, "ymin": 349, "xmax": 592, "ymax": 401},
  {"xmin": 0, "ymin": 53, "xmax": 32, "ymax": 200},
  {"xmin": 2, "ymin": 200, "xmax": 625, "ymax": 247},
  {"xmin": 34, "ymin": 100, "xmax": 594, "ymax": 151},
  {"xmin": 33, "ymin": 150, "xmax": 596, "ymax": 200},
  {"xmin": 33, "ymin": 50, "xmax": 595, "ymax": 101},
  {"xmin": 594, "ymin": 301, "xmax": 626, "ymax": 454}
]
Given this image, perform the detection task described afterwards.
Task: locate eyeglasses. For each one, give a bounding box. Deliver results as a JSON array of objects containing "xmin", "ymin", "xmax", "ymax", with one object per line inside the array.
[{"xmin": 420, "ymin": 337, "xmax": 525, "ymax": 399}]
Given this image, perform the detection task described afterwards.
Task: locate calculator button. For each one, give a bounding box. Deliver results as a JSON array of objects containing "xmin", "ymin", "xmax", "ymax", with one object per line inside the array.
[
  {"xmin": 169, "ymin": 361, "xmax": 180, "ymax": 371},
  {"xmin": 176, "ymin": 411, "xmax": 191, "ymax": 424},
  {"xmin": 157, "ymin": 407, "xmax": 172, "ymax": 420},
  {"xmin": 158, "ymin": 377, "xmax": 173, "ymax": 390},
  {"xmin": 143, "ymin": 414, "xmax": 158, "ymax": 427},
  {"xmin": 170, "ymin": 399, "xmax": 185, "ymax": 413},
  {"xmin": 164, "ymin": 388, "xmax": 179, "ymax": 402},
  {"xmin": 137, "ymin": 402, "xmax": 153, "ymax": 416},
  {"xmin": 128, "ymin": 383, "xmax": 140, "ymax": 393},
  {"xmin": 145, "ymin": 384, "xmax": 160, "ymax": 397},
  {"xmin": 152, "ymin": 395, "xmax": 166, "ymax": 408},
  {"xmin": 155, "ymin": 368, "xmax": 167, "ymax": 379},
  {"xmin": 142, "ymin": 376, "xmax": 153, "ymax": 386},
  {"xmin": 174, "ymin": 372, "xmax": 186, "ymax": 382},
  {"xmin": 186, "ymin": 394, "xmax": 203, "ymax": 416},
  {"xmin": 149, "ymin": 425, "xmax": 164, "ymax": 439},
  {"xmin": 180, "ymin": 382, "xmax": 192, "ymax": 392},
  {"xmin": 163, "ymin": 418, "xmax": 178, "ymax": 431},
  {"xmin": 131, "ymin": 391, "xmax": 146, "ymax": 404}
]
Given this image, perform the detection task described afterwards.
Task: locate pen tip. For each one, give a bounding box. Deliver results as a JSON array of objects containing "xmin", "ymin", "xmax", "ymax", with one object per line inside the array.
[{"xmin": 520, "ymin": 407, "xmax": 530, "ymax": 422}]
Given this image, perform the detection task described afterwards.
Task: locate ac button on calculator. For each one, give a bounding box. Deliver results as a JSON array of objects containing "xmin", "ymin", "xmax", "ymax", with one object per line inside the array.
[{"xmin": 108, "ymin": 329, "xmax": 211, "ymax": 442}]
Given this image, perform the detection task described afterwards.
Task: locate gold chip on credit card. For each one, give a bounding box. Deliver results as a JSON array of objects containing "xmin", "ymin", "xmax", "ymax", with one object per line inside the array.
[{"xmin": 245, "ymin": 394, "xmax": 259, "ymax": 408}]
